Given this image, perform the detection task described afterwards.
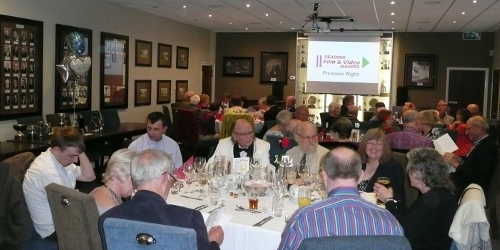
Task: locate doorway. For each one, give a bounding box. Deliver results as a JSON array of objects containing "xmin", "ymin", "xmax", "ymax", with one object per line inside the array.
[
  {"xmin": 202, "ymin": 65, "xmax": 212, "ymax": 97},
  {"xmin": 446, "ymin": 67, "xmax": 489, "ymax": 117}
]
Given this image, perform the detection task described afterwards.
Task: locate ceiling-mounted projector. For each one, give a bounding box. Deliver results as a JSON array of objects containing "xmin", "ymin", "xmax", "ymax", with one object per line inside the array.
[
  {"xmin": 301, "ymin": 3, "xmax": 356, "ymax": 33},
  {"xmin": 317, "ymin": 16, "xmax": 356, "ymax": 23}
]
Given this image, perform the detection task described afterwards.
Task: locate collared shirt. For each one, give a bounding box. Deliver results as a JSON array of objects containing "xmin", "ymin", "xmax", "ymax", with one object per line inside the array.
[
  {"xmin": 23, "ymin": 148, "xmax": 82, "ymax": 238},
  {"xmin": 278, "ymin": 187, "xmax": 404, "ymax": 250},
  {"xmin": 128, "ymin": 134, "xmax": 183, "ymax": 168},
  {"xmin": 285, "ymin": 145, "xmax": 329, "ymax": 175},
  {"xmin": 458, "ymin": 134, "xmax": 489, "ymax": 165},
  {"xmin": 386, "ymin": 126, "xmax": 434, "ymax": 150}
]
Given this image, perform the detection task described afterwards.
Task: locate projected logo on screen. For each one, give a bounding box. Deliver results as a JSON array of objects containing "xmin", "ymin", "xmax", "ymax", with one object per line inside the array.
[{"xmin": 316, "ymin": 55, "xmax": 369, "ymax": 69}]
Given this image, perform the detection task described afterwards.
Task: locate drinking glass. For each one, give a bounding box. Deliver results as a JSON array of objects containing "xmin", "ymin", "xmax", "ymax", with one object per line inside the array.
[
  {"xmin": 272, "ymin": 195, "xmax": 284, "ymax": 217},
  {"xmin": 250, "ymin": 158, "xmax": 261, "ymax": 169},
  {"xmin": 197, "ymin": 170, "xmax": 208, "ymax": 198},
  {"xmin": 286, "ymin": 165, "xmax": 297, "ymax": 185},
  {"xmin": 297, "ymin": 187, "xmax": 311, "ymax": 208},
  {"xmin": 208, "ymin": 184, "xmax": 220, "ymax": 205},
  {"xmin": 194, "ymin": 157, "xmax": 206, "ymax": 171},
  {"xmin": 248, "ymin": 190, "xmax": 259, "ymax": 211},
  {"xmin": 299, "ymin": 164, "xmax": 311, "ymax": 186},
  {"xmin": 170, "ymin": 174, "xmax": 181, "ymax": 195},
  {"xmin": 183, "ymin": 164, "xmax": 195, "ymax": 194},
  {"xmin": 376, "ymin": 177, "xmax": 391, "ymax": 205}
]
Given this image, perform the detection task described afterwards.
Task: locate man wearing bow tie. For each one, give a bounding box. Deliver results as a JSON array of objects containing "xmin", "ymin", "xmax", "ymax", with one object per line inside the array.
[{"xmin": 208, "ymin": 119, "xmax": 270, "ymax": 172}]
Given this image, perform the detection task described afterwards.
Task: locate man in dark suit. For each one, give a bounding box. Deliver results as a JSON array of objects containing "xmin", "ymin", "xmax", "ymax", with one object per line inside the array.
[
  {"xmin": 285, "ymin": 96, "xmax": 296, "ymax": 112},
  {"xmin": 340, "ymin": 95, "xmax": 355, "ymax": 117},
  {"xmin": 98, "ymin": 149, "xmax": 224, "ymax": 250},
  {"xmin": 262, "ymin": 95, "xmax": 281, "ymax": 136},
  {"xmin": 443, "ymin": 116, "xmax": 498, "ymax": 198}
]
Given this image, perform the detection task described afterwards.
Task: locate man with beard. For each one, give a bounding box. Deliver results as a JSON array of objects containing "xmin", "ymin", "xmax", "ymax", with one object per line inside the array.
[{"xmin": 285, "ymin": 121, "xmax": 329, "ymax": 185}]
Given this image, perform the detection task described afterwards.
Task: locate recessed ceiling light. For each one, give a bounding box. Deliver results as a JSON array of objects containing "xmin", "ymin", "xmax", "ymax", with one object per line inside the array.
[
  {"xmin": 391, "ymin": 1, "xmax": 395, "ymax": 4},
  {"xmin": 462, "ymin": 12, "xmax": 465, "ymax": 14},
  {"xmin": 292, "ymin": 28, "xmax": 295, "ymax": 30},
  {"xmin": 183, "ymin": 5, "xmax": 186, "ymax": 8},
  {"xmin": 391, "ymin": 21, "xmax": 394, "ymax": 23},
  {"xmin": 453, "ymin": 21, "xmax": 456, "ymax": 23},
  {"xmin": 266, "ymin": 14, "xmax": 268, "ymax": 16},
  {"xmin": 473, "ymin": 0, "xmax": 477, "ymax": 3},
  {"xmin": 209, "ymin": 14, "xmax": 212, "ymax": 17},
  {"xmin": 229, "ymin": 22, "xmax": 232, "ymax": 24},
  {"xmin": 391, "ymin": 12, "xmax": 395, "ymax": 15},
  {"xmin": 392, "ymin": 28, "xmax": 395, "ymax": 30},
  {"xmin": 245, "ymin": 28, "xmax": 248, "ymax": 30},
  {"xmin": 280, "ymin": 21, "xmax": 283, "ymax": 24},
  {"xmin": 246, "ymin": 4, "xmax": 250, "ymax": 7}
]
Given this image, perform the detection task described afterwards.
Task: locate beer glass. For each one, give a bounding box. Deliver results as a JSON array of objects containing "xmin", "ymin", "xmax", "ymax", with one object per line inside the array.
[
  {"xmin": 376, "ymin": 177, "xmax": 391, "ymax": 205},
  {"xmin": 297, "ymin": 187, "xmax": 311, "ymax": 208},
  {"xmin": 248, "ymin": 190, "xmax": 259, "ymax": 211}
]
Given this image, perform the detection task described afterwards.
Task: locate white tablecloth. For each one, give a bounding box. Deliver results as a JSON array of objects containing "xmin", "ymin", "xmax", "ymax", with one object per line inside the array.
[
  {"xmin": 167, "ymin": 187, "xmax": 299, "ymax": 250},
  {"xmin": 215, "ymin": 120, "xmax": 265, "ymax": 134}
]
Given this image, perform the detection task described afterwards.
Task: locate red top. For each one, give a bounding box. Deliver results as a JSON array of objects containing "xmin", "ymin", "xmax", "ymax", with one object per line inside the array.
[{"xmin": 453, "ymin": 123, "xmax": 472, "ymax": 157}]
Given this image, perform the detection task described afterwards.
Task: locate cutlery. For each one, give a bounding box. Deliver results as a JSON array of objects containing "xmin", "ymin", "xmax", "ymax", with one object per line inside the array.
[
  {"xmin": 235, "ymin": 205, "xmax": 261, "ymax": 213},
  {"xmin": 208, "ymin": 201, "xmax": 226, "ymax": 213},
  {"xmin": 180, "ymin": 195, "xmax": 203, "ymax": 201},
  {"xmin": 253, "ymin": 216, "xmax": 273, "ymax": 227},
  {"xmin": 194, "ymin": 204, "xmax": 209, "ymax": 210}
]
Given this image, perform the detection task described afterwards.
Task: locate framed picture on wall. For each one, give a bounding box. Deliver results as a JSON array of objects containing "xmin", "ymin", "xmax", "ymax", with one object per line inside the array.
[
  {"xmin": 176, "ymin": 46, "xmax": 189, "ymax": 69},
  {"xmin": 157, "ymin": 80, "xmax": 171, "ymax": 104},
  {"xmin": 260, "ymin": 52, "xmax": 288, "ymax": 84},
  {"xmin": 55, "ymin": 24, "xmax": 92, "ymax": 113},
  {"xmin": 135, "ymin": 39, "xmax": 152, "ymax": 67},
  {"xmin": 134, "ymin": 80, "xmax": 151, "ymax": 106},
  {"xmin": 404, "ymin": 54, "xmax": 437, "ymax": 88},
  {"xmin": 100, "ymin": 32, "xmax": 129, "ymax": 109},
  {"xmin": 223, "ymin": 57, "xmax": 254, "ymax": 77},
  {"xmin": 175, "ymin": 80, "xmax": 188, "ymax": 102},
  {"xmin": 0, "ymin": 14, "xmax": 43, "ymax": 121},
  {"xmin": 157, "ymin": 43, "xmax": 172, "ymax": 68}
]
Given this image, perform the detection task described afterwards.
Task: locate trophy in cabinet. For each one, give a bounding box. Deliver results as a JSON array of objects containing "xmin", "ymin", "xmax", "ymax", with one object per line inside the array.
[{"xmin": 300, "ymin": 57, "xmax": 306, "ymax": 68}]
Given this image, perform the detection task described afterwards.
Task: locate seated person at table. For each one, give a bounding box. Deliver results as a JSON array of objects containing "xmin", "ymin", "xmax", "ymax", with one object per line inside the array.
[
  {"xmin": 378, "ymin": 109, "xmax": 394, "ymax": 134},
  {"xmin": 403, "ymin": 102, "xmax": 416, "ymax": 113},
  {"xmin": 443, "ymin": 116, "xmax": 498, "ymax": 197},
  {"xmin": 208, "ymin": 119, "xmax": 271, "ymax": 171},
  {"xmin": 340, "ymin": 95, "xmax": 355, "ymax": 117},
  {"xmin": 357, "ymin": 128, "xmax": 407, "ymax": 212},
  {"xmin": 375, "ymin": 148, "xmax": 457, "ymax": 250},
  {"xmin": 23, "ymin": 127, "xmax": 96, "ymax": 240},
  {"xmin": 90, "ymin": 149, "xmax": 136, "ymax": 215},
  {"xmin": 437, "ymin": 100, "xmax": 454, "ymax": 125},
  {"xmin": 262, "ymin": 95, "xmax": 281, "ymax": 135},
  {"xmin": 286, "ymin": 121, "xmax": 329, "ymax": 185},
  {"xmin": 99, "ymin": 149, "xmax": 224, "ymax": 250},
  {"xmin": 386, "ymin": 110, "xmax": 434, "ymax": 150},
  {"xmin": 225, "ymin": 95, "xmax": 248, "ymax": 114},
  {"xmin": 447, "ymin": 108, "xmax": 472, "ymax": 157},
  {"xmin": 263, "ymin": 109, "xmax": 293, "ymax": 140},
  {"xmin": 253, "ymin": 97, "xmax": 268, "ymax": 119},
  {"xmin": 331, "ymin": 118, "xmax": 353, "ymax": 142},
  {"xmin": 467, "ymin": 103, "xmax": 481, "ymax": 117},
  {"xmin": 278, "ymin": 147, "xmax": 403, "ymax": 250},
  {"xmin": 322, "ymin": 101, "xmax": 342, "ymax": 129},
  {"xmin": 294, "ymin": 105, "xmax": 309, "ymax": 122},
  {"xmin": 198, "ymin": 94, "xmax": 210, "ymax": 109},
  {"xmin": 196, "ymin": 102, "xmax": 220, "ymax": 140},
  {"xmin": 186, "ymin": 95, "xmax": 200, "ymax": 110},
  {"xmin": 128, "ymin": 112, "xmax": 183, "ymax": 169},
  {"xmin": 370, "ymin": 103, "xmax": 386, "ymax": 121},
  {"xmin": 348, "ymin": 105, "xmax": 359, "ymax": 121},
  {"xmin": 285, "ymin": 95, "xmax": 296, "ymax": 112},
  {"xmin": 420, "ymin": 110, "xmax": 445, "ymax": 140}
]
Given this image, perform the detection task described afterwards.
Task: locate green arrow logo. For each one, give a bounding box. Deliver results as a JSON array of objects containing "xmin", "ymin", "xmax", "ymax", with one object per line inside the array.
[{"xmin": 362, "ymin": 57, "xmax": 369, "ymax": 68}]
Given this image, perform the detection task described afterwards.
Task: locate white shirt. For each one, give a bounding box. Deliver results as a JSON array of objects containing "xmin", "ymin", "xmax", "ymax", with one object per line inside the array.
[
  {"xmin": 285, "ymin": 145, "xmax": 329, "ymax": 174},
  {"xmin": 128, "ymin": 134, "xmax": 183, "ymax": 169},
  {"xmin": 23, "ymin": 148, "xmax": 81, "ymax": 238}
]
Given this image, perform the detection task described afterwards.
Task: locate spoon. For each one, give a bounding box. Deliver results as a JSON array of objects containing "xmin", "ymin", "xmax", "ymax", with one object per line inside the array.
[{"xmin": 235, "ymin": 205, "xmax": 261, "ymax": 213}]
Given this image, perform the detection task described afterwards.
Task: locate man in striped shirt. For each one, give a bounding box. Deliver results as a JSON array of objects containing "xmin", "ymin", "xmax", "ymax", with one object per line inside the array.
[{"xmin": 278, "ymin": 147, "xmax": 404, "ymax": 250}]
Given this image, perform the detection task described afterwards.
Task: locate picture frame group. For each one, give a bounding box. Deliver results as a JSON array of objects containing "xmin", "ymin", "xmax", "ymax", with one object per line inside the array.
[{"xmin": 134, "ymin": 80, "xmax": 151, "ymax": 106}]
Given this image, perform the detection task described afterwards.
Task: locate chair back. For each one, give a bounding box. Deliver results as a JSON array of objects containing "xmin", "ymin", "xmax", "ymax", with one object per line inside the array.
[
  {"xmin": 319, "ymin": 112, "xmax": 330, "ymax": 129},
  {"xmin": 102, "ymin": 218, "xmax": 197, "ymax": 250},
  {"xmin": 267, "ymin": 135, "xmax": 297, "ymax": 164},
  {"xmin": 220, "ymin": 113, "xmax": 254, "ymax": 138},
  {"xmin": 297, "ymin": 235, "xmax": 411, "ymax": 250},
  {"xmin": 46, "ymin": 113, "xmax": 71, "ymax": 127},
  {"xmin": 45, "ymin": 183, "xmax": 102, "ymax": 250},
  {"xmin": 162, "ymin": 105, "xmax": 173, "ymax": 138},
  {"xmin": 178, "ymin": 109, "xmax": 199, "ymax": 148},
  {"xmin": 392, "ymin": 152, "xmax": 419, "ymax": 208},
  {"xmin": 171, "ymin": 108, "xmax": 182, "ymax": 141},
  {"xmin": 99, "ymin": 109, "xmax": 121, "ymax": 128}
]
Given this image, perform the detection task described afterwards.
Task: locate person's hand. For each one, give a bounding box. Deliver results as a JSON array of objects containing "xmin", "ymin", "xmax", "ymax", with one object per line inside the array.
[
  {"xmin": 373, "ymin": 183, "xmax": 393, "ymax": 201},
  {"xmin": 208, "ymin": 225, "xmax": 224, "ymax": 245},
  {"xmin": 443, "ymin": 152, "xmax": 459, "ymax": 168}
]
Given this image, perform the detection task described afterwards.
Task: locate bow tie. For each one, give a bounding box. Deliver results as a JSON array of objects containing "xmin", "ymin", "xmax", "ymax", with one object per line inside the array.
[{"xmin": 239, "ymin": 148, "xmax": 250, "ymax": 153}]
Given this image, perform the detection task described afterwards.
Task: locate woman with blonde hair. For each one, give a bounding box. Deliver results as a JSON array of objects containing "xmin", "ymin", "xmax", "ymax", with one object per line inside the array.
[
  {"xmin": 357, "ymin": 128, "xmax": 406, "ymax": 212},
  {"xmin": 90, "ymin": 148, "xmax": 136, "ymax": 214},
  {"xmin": 420, "ymin": 110, "xmax": 445, "ymax": 140}
]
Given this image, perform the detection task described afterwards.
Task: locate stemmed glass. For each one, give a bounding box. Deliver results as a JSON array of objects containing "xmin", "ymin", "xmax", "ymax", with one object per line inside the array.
[
  {"xmin": 194, "ymin": 157, "xmax": 206, "ymax": 188},
  {"xmin": 250, "ymin": 158, "xmax": 261, "ymax": 169},
  {"xmin": 183, "ymin": 164, "xmax": 195, "ymax": 194},
  {"xmin": 99, "ymin": 118, "xmax": 104, "ymax": 132},
  {"xmin": 197, "ymin": 167, "xmax": 208, "ymax": 198},
  {"xmin": 299, "ymin": 164, "xmax": 311, "ymax": 186},
  {"xmin": 209, "ymin": 163, "xmax": 228, "ymax": 199}
]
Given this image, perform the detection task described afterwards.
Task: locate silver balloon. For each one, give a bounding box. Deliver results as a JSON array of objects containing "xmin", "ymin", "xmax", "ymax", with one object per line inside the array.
[
  {"xmin": 68, "ymin": 55, "xmax": 91, "ymax": 78},
  {"xmin": 56, "ymin": 64, "xmax": 70, "ymax": 83}
]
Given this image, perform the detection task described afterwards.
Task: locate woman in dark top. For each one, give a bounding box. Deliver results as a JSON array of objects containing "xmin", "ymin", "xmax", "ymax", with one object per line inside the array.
[
  {"xmin": 375, "ymin": 148, "xmax": 458, "ymax": 250},
  {"xmin": 357, "ymin": 128, "xmax": 407, "ymax": 212}
]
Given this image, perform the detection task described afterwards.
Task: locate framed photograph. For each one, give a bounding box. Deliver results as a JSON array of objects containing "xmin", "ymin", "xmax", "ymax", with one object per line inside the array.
[
  {"xmin": 223, "ymin": 57, "xmax": 254, "ymax": 77},
  {"xmin": 260, "ymin": 52, "xmax": 288, "ymax": 84},
  {"xmin": 0, "ymin": 14, "xmax": 43, "ymax": 120},
  {"xmin": 134, "ymin": 80, "xmax": 151, "ymax": 106},
  {"xmin": 100, "ymin": 32, "xmax": 129, "ymax": 109},
  {"xmin": 176, "ymin": 46, "xmax": 189, "ymax": 69},
  {"xmin": 404, "ymin": 54, "xmax": 437, "ymax": 88},
  {"xmin": 157, "ymin": 43, "xmax": 172, "ymax": 68},
  {"xmin": 175, "ymin": 80, "xmax": 188, "ymax": 102},
  {"xmin": 135, "ymin": 39, "xmax": 152, "ymax": 67},
  {"xmin": 351, "ymin": 129, "xmax": 360, "ymax": 142},
  {"xmin": 55, "ymin": 24, "xmax": 92, "ymax": 113},
  {"xmin": 156, "ymin": 80, "xmax": 171, "ymax": 104}
]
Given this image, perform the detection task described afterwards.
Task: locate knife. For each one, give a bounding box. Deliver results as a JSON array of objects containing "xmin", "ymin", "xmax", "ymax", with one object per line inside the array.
[
  {"xmin": 180, "ymin": 195, "xmax": 203, "ymax": 201},
  {"xmin": 253, "ymin": 216, "xmax": 273, "ymax": 227},
  {"xmin": 194, "ymin": 204, "xmax": 208, "ymax": 210}
]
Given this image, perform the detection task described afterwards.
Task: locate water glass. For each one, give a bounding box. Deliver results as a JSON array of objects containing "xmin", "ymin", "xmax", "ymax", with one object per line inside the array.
[
  {"xmin": 286, "ymin": 166, "xmax": 297, "ymax": 185},
  {"xmin": 208, "ymin": 185, "xmax": 220, "ymax": 205},
  {"xmin": 272, "ymin": 195, "xmax": 284, "ymax": 217},
  {"xmin": 248, "ymin": 190, "xmax": 259, "ymax": 211}
]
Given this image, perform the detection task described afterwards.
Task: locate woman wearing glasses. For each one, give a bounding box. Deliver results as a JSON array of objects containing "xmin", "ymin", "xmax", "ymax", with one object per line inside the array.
[{"xmin": 357, "ymin": 128, "xmax": 407, "ymax": 212}]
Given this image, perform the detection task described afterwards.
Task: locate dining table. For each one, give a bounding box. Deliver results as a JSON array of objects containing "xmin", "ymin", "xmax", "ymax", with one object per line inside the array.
[{"xmin": 167, "ymin": 184, "xmax": 299, "ymax": 250}]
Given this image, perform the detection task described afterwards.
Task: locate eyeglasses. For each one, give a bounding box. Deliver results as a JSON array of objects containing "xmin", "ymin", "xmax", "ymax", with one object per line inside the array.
[
  {"xmin": 296, "ymin": 133, "xmax": 318, "ymax": 140},
  {"xmin": 466, "ymin": 125, "xmax": 477, "ymax": 130},
  {"xmin": 232, "ymin": 131, "xmax": 254, "ymax": 136},
  {"xmin": 366, "ymin": 141, "xmax": 384, "ymax": 148}
]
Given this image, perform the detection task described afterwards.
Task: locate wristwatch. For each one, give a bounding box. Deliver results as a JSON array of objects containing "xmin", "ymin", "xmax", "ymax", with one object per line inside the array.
[{"xmin": 384, "ymin": 197, "xmax": 397, "ymax": 204}]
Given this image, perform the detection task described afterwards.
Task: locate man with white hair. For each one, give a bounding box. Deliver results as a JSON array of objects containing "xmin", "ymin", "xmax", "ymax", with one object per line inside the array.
[
  {"xmin": 263, "ymin": 110, "xmax": 293, "ymax": 140},
  {"xmin": 285, "ymin": 121, "xmax": 329, "ymax": 185},
  {"xmin": 285, "ymin": 96, "xmax": 296, "ymax": 112},
  {"xmin": 187, "ymin": 94, "xmax": 200, "ymax": 110},
  {"xmin": 99, "ymin": 149, "xmax": 224, "ymax": 250}
]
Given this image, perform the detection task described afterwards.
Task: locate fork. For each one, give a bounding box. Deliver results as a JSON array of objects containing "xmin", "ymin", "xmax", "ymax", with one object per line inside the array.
[{"xmin": 208, "ymin": 200, "xmax": 226, "ymax": 213}]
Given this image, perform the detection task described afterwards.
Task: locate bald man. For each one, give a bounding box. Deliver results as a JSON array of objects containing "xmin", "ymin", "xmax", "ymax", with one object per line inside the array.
[
  {"xmin": 467, "ymin": 103, "xmax": 480, "ymax": 117},
  {"xmin": 285, "ymin": 96, "xmax": 296, "ymax": 112},
  {"xmin": 207, "ymin": 119, "xmax": 271, "ymax": 172}
]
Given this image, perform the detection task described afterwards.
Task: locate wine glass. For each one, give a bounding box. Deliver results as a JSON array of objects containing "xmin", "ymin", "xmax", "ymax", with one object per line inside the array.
[
  {"xmin": 299, "ymin": 164, "xmax": 311, "ymax": 186},
  {"xmin": 197, "ymin": 168, "xmax": 208, "ymax": 198},
  {"xmin": 194, "ymin": 157, "xmax": 206, "ymax": 188},
  {"xmin": 183, "ymin": 164, "xmax": 195, "ymax": 194}
]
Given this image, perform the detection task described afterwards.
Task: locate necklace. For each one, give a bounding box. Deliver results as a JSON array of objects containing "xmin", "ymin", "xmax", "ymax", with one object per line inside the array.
[{"xmin": 104, "ymin": 184, "xmax": 122, "ymax": 205}]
